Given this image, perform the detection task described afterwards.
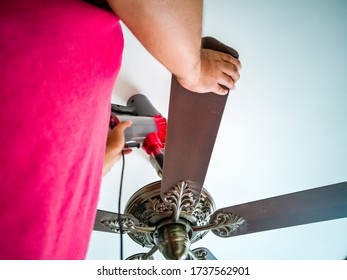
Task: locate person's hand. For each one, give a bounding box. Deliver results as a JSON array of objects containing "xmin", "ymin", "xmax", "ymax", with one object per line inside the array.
[
  {"xmin": 103, "ymin": 120, "xmax": 132, "ymax": 176},
  {"xmin": 177, "ymin": 48, "xmax": 242, "ymax": 95}
]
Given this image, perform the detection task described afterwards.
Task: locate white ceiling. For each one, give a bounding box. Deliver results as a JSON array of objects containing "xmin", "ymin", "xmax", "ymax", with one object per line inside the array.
[{"xmin": 87, "ymin": 0, "xmax": 347, "ymax": 260}]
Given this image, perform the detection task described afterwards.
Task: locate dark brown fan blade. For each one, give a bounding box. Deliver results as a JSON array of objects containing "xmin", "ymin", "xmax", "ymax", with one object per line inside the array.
[
  {"xmin": 93, "ymin": 209, "xmax": 120, "ymax": 233},
  {"xmin": 211, "ymin": 181, "xmax": 347, "ymax": 237},
  {"xmin": 161, "ymin": 37, "xmax": 239, "ymax": 204}
]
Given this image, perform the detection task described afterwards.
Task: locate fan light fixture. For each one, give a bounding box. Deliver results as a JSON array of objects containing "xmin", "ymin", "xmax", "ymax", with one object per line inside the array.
[
  {"xmin": 94, "ymin": 37, "xmax": 347, "ymax": 260},
  {"xmin": 95, "ymin": 180, "xmax": 245, "ymax": 260}
]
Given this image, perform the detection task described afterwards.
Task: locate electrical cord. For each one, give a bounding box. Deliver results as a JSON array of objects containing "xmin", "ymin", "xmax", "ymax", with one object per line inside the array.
[{"xmin": 118, "ymin": 150, "xmax": 125, "ymax": 260}]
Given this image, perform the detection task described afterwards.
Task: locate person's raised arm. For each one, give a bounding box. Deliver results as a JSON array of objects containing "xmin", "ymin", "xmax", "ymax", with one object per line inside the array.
[{"xmin": 107, "ymin": 0, "xmax": 241, "ymax": 95}]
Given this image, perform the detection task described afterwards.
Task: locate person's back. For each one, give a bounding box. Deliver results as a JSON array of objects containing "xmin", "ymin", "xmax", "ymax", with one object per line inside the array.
[
  {"xmin": 0, "ymin": 0, "xmax": 124, "ymax": 259},
  {"xmin": 0, "ymin": 0, "xmax": 242, "ymax": 260}
]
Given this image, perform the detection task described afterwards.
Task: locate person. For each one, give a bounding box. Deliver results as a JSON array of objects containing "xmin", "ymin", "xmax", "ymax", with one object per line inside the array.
[
  {"xmin": 102, "ymin": 120, "xmax": 132, "ymax": 176},
  {"xmin": 0, "ymin": 0, "xmax": 241, "ymax": 259}
]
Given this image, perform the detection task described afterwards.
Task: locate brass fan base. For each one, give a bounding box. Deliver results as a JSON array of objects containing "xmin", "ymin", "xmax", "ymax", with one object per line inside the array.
[{"xmin": 124, "ymin": 180, "xmax": 216, "ymax": 248}]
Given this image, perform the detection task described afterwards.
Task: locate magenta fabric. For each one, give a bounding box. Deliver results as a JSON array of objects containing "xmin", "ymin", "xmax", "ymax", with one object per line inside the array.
[{"xmin": 0, "ymin": 1, "xmax": 124, "ymax": 259}]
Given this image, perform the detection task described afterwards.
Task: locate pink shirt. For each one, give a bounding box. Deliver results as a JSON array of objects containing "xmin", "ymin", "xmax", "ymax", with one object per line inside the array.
[{"xmin": 0, "ymin": 0, "xmax": 123, "ymax": 259}]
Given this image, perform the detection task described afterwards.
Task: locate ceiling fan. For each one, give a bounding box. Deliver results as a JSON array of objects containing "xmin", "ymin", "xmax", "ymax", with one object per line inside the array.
[{"xmin": 93, "ymin": 37, "xmax": 347, "ymax": 260}]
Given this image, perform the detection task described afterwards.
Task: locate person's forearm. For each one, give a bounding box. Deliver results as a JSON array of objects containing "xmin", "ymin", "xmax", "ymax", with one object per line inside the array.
[{"xmin": 107, "ymin": 0, "xmax": 203, "ymax": 84}]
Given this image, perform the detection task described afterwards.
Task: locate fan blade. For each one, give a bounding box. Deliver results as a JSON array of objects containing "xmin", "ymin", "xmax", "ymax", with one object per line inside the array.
[
  {"xmin": 161, "ymin": 37, "xmax": 239, "ymax": 204},
  {"xmin": 93, "ymin": 209, "xmax": 121, "ymax": 233},
  {"xmin": 211, "ymin": 181, "xmax": 347, "ymax": 237},
  {"xmin": 94, "ymin": 209, "xmax": 156, "ymax": 234}
]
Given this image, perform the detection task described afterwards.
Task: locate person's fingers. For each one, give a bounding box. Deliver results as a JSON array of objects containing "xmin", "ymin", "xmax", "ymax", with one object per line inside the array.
[
  {"xmin": 219, "ymin": 52, "xmax": 242, "ymax": 70},
  {"xmin": 218, "ymin": 74, "xmax": 236, "ymax": 91},
  {"xmin": 177, "ymin": 49, "xmax": 242, "ymax": 94},
  {"xmin": 221, "ymin": 63, "xmax": 240, "ymax": 84},
  {"xmin": 122, "ymin": 148, "xmax": 133, "ymax": 155},
  {"xmin": 115, "ymin": 120, "xmax": 132, "ymax": 132},
  {"xmin": 212, "ymin": 83, "xmax": 229, "ymax": 95},
  {"xmin": 106, "ymin": 120, "xmax": 132, "ymax": 150}
]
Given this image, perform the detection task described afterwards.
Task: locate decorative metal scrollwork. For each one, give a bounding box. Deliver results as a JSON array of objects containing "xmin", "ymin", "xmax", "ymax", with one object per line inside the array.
[
  {"xmin": 162, "ymin": 181, "xmax": 197, "ymax": 221},
  {"xmin": 101, "ymin": 214, "xmax": 156, "ymax": 235},
  {"xmin": 126, "ymin": 253, "xmax": 154, "ymax": 260},
  {"xmin": 192, "ymin": 212, "xmax": 245, "ymax": 237},
  {"xmin": 119, "ymin": 181, "xmax": 215, "ymax": 249},
  {"xmin": 142, "ymin": 198, "xmax": 171, "ymax": 220},
  {"xmin": 211, "ymin": 213, "xmax": 245, "ymax": 237},
  {"xmin": 192, "ymin": 248, "xmax": 208, "ymax": 260},
  {"xmin": 192, "ymin": 196, "xmax": 213, "ymax": 226},
  {"xmin": 126, "ymin": 246, "xmax": 158, "ymax": 260}
]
